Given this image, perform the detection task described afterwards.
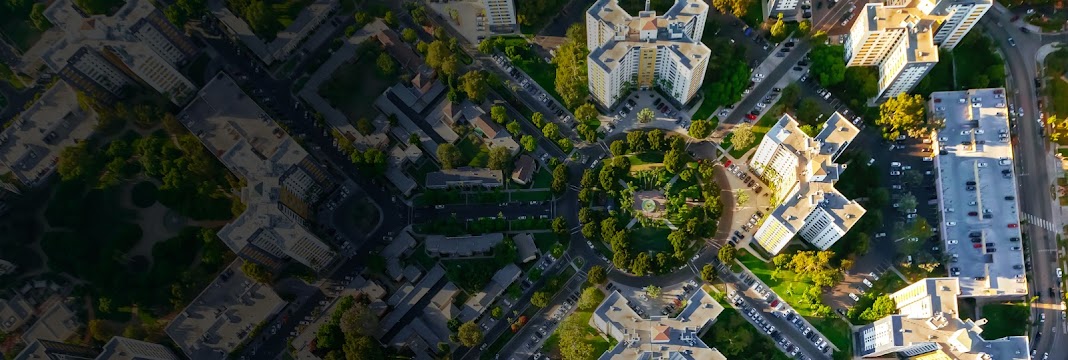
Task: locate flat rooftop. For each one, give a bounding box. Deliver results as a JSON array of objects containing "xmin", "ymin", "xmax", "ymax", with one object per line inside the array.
[
  {"xmin": 929, "ymin": 88, "xmax": 1027, "ymax": 298},
  {"xmin": 425, "ymin": 167, "xmax": 503, "ymax": 188},
  {"xmin": 165, "ymin": 261, "xmax": 286, "ymax": 360},
  {"xmin": 425, "ymin": 233, "xmax": 505, "ymax": 256},
  {"xmin": 586, "ymin": 0, "xmax": 712, "ymax": 73},
  {"xmin": 0, "ymin": 81, "xmax": 96, "ymax": 187},
  {"xmin": 21, "ymin": 302, "xmax": 78, "ymax": 344},
  {"xmin": 591, "ymin": 289, "xmax": 726, "ymax": 360}
]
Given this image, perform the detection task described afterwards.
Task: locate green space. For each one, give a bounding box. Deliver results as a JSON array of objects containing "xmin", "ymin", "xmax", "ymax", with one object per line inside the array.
[
  {"xmin": 692, "ymin": 21, "xmax": 750, "ymax": 121},
  {"xmin": 912, "ymin": 50, "xmax": 956, "ymax": 96},
  {"xmin": 725, "ymin": 113, "xmax": 777, "ymax": 158},
  {"xmin": 456, "ymin": 134, "xmax": 491, "ymax": 167},
  {"xmin": 810, "ymin": 317, "xmax": 853, "ymax": 360},
  {"xmin": 0, "ymin": 0, "xmax": 50, "ymax": 52},
  {"xmin": 541, "ymin": 287, "xmax": 614, "ymax": 360},
  {"xmin": 741, "ymin": 0, "xmax": 765, "ymax": 28},
  {"xmin": 1045, "ymin": 48, "xmax": 1068, "ymax": 120},
  {"xmin": 0, "ymin": 93, "xmax": 8, "ymax": 111},
  {"xmin": 226, "ymin": 0, "xmax": 313, "ymax": 40},
  {"xmin": 482, "ymin": 36, "xmax": 563, "ymax": 104},
  {"xmin": 0, "ymin": 60, "xmax": 26, "ymax": 90},
  {"xmin": 979, "ymin": 302, "xmax": 1030, "ymax": 340},
  {"xmin": 913, "ymin": 32, "xmax": 1005, "ymax": 96},
  {"xmin": 529, "ymin": 169, "xmax": 553, "ymax": 189},
  {"xmin": 515, "ymin": 0, "xmax": 568, "ymax": 34},
  {"xmin": 846, "ymin": 272, "xmax": 908, "ymax": 324},
  {"xmin": 408, "ymin": 160, "xmax": 440, "ymax": 188},
  {"xmin": 130, "ymin": 181, "xmax": 158, "ymax": 208},
  {"xmin": 700, "ymin": 308, "xmax": 791, "ymax": 360},
  {"xmin": 1027, "ymin": 12, "xmax": 1068, "ymax": 32},
  {"xmin": 738, "ymin": 251, "xmax": 820, "ymax": 316},
  {"xmin": 319, "ymin": 43, "xmax": 394, "ymax": 124},
  {"xmin": 629, "ymin": 224, "xmax": 673, "ymax": 252},
  {"xmin": 625, "ymin": 152, "xmax": 665, "ymax": 166}
]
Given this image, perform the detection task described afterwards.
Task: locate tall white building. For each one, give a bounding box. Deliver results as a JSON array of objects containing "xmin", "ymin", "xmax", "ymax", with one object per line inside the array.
[
  {"xmin": 748, "ymin": 113, "xmax": 865, "ymax": 255},
  {"xmin": 41, "ymin": 0, "xmax": 199, "ymax": 104},
  {"xmin": 482, "ymin": 0, "xmax": 517, "ymax": 32},
  {"xmin": 844, "ymin": 0, "xmax": 989, "ymax": 103},
  {"xmin": 854, "ymin": 278, "xmax": 1030, "ymax": 359},
  {"xmin": 586, "ymin": 0, "xmax": 710, "ymax": 109}
]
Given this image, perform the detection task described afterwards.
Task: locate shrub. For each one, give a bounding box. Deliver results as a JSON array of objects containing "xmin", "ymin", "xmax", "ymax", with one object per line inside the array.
[{"xmin": 130, "ymin": 181, "xmax": 158, "ymax": 208}]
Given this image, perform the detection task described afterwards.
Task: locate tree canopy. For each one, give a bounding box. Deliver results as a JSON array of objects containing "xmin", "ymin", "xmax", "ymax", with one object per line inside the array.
[
  {"xmin": 730, "ymin": 123, "xmax": 755, "ymax": 150},
  {"xmin": 458, "ymin": 321, "xmax": 483, "ymax": 347},
  {"xmin": 436, "ymin": 143, "xmax": 462, "ymax": 169},
  {"xmin": 809, "ymin": 45, "xmax": 846, "ymax": 87},
  {"xmin": 876, "ymin": 92, "xmax": 929, "ymax": 140},
  {"xmin": 459, "ymin": 70, "xmax": 488, "ymax": 102}
]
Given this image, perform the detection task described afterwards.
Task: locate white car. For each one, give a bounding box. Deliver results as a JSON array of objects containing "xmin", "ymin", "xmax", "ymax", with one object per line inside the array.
[
  {"xmin": 890, "ymin": 162, "xmax": 902, "ymax": 167},
  {"xmin": 947, "ymin": 240, "xmax": 958, "ymax": 245},
  {"xmin": 977, "ymin": 162, "xmax": 988, "ymax": 168},
  {"xmin": 923, "ymin": 157, "xmax": 934, "ymax": 162},
  {"xmin": 1058, "ymin": 268, "xmax": 1063, "ymax": 278},
  {"xmin": 946, "ymin": 221, "xmax": 957, "ymax": 227},
  {"xmin": 890, "ymin": 171, "xmax": 901, "ymax": 176}
]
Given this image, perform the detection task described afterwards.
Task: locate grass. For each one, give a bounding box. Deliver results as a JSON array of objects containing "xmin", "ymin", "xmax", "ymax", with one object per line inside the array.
[
  {"xmin": 456, "ymin": 134, "xmax": 490, "ymax": 167},
  {"xmin": 809, "ymin": 317, "xmax": 852, "ymax": 359},
  {"xmin": 629, "ymin": 223, "xmax": 673, "ymax": 252},
  {"xmin": 738, "ymin": 250, "xmax": 821, "ymax": 316},
  {"xmin": 979, "ymin": 302, "xmax": 1030, "ymax": 340},
  {"xmin": 725, "ymin": 114, "xmax": 775, "ymax": 158},
  {"xmin": 0, "ymin": 17, "xmax": 45, "ymax": 51},
  {"xmin": 532, "ymin": 232, "xmax": 560, "ymax": 252},
  {"xmin": 742, "ymin": 0, "xmax": 766, "ymax": 28},
  {"xmin": 912, "ymin": 50, "xmax": 956, "ymax": 96},
  {"xmin": 408, "ymin": 243, "xmax": 437, "ymax": 269},
  {"xmin": 541, "ymin": 288, "xmax": 614, "ymax": 360},
  {"xmin": 319, "ymin": 50, "xmax": 393, "ymax": 124},
  {"xmin": 530, "ymin": 169, "xmax": 553, "ymax": 189},
  {"xmin": 408, "ymin": 160, "xmax": 440, "ymax": 188},
  {"xmin": 700, "ymin": 308, "xmax": 792, "ymax": 360},
  {"xmin": 1049, "ymin": 77, "xmax": 1068, "ymax": 120},
  {"xmin": 511, "ymin": 190, "xmax": 553, "ymax": 202},
  {"xmin": 625, "ymin": 152, "xmax": 665, "ymax": 166}
]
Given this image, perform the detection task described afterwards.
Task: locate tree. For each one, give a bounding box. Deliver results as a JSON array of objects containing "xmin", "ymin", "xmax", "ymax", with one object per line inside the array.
[
  {"xmin": 383, "ymin": 11, "xmax": 397, "ymax": 26},
  {"xmin": 542, "ymin": 122, "xmax": 560, "ymax": 140},
  {"xmin": 644, "ymin": 285, "xmax": 662, "ymax": 298},
  {"xmin": 408, "ymin": 133, "xmax": 421, "ymax": 146},
  {"xmin": 554, "ymin": 26, "xmax": 589, "ymax": 109},
  {"xmin": 88, "ymin": 319, "xmax": 117, "ymax": 342},
  {"xmin": 877, "ymin": 92, "xmax": 929, "ymax": 140},
  {"xmin": 631, "ymin": 252, "xmax": 652, "ymax": 275},
  {"xmin": 375, "ymin": 52, "xmax": 396, "ymax": 76},
  {"xmin": 843, "ymin": 67, "xmax": 880, "ymax": 106},
  {"xmin": 242, "ymin": 1, "xmax": 276, "ymax": 37},
  {"xmin": 520, "ymin": 135, "xmax": 537, "ymax": 152},
  {"xmin": 401, "ymin": 28, "xmax": 418, "ymax": 43},
  {"xmin": 636, "ymin": 107, "xmax": 655, "ymax": 123},
  {"xmin": 581, "ymin": 221, "xmax": 601, "ymax": 241},
  {"xmin": 531, "ymin": 112, "xmax": 546, "ymax": 128},
  {"xmin": 902, "ymin": 170, "xmax": 923, "ymax": 186},
  {"xmin": 340, "ymin": 303, "xmax": 378, "ymax": 337},
  {"xmin": 507, "ymin": 121, "xmax": 521, "ymax": 136},
  {"xmin": 552, "ymin": 217, "xmax": 569, "ymax": 238},
  {"xmin": 700, "ymin": 264, "xmax": 716, "ymax": 282},
  {"xmin": 487, "ymin": 146, "xmax": 512, "ymax": 170},
  {"xmin": 731, "ymin": 123, "xmax": 755, "ymax": 150},
  {"xmin": 531, "ymin": 291, "xmax": 551, "ymax": 307},
  {"xmin": 588, "ymin": 265, "xmax": 607, "ymax": 285},
  {"xmin": 30, "ymin": 2, "xmax": 50, "ymax": 30},
  {"xmin": 241, "ymin": 260, "xmax": 272, "ymax": 284},
  {"xmin": 354, "ymin": 11, "xmax": 371, "ymax": 26},
  {"xmin": 98, "ymin": 297, "xmax": 112, "ymax": 313},
  {"xmin": 718, "ymin": 246, "xmax": 736, "ymax": 265},
  {"xmin": 578, "ymin": 287, "xmax": 602, "ymax": 310},
  {"xmin": 460, "ymin": 71, "xmax": 488, "ymax": 102},
  {"xmin": 770, "ymin": 13, "xmax": 787, "ymax": 40},
  {"xmin": 809, "ymin": 44, "xmax": 846, "ymax": 86},
  {"xmin": 797, "ymin": 98, "xmax": 822, "ymax": 124},
  {"xmin": 799, "ymin": 19, "xmax": 811, "ymax": 34},
  {"xmin": 688, "ymin": 119, "xmax": 712, "ymax": 138},
  {"xmin": 491, "ymin": 105, "xmax": 508, "ymax": 124},
  {"xmin": 491, "ymin": 306, "xmax": 503, "ymax": 319},
  {"xmin": 1048, "ymin": 115, "xmax": 1068, "ymax": 143},
  {"xmin": 664, "ymin": 149, "xmax": 686, "ymax": 174},
  {"xmin": 356, "ymin": 117, "xmax": 375, "ymax": 136},
  {"xmin": 457, "ymin": 322, "xmax": 483, "ymax": 347},
  {"xmin": 575, "ymin": 103, "xmax": 599, "ymax": 123},
  {"xmin": 647, "ymin": 129, "xmax": 664, "ymax": 151},
  {"xmin": 344, "ymin": 335, "xmax": 384, "ymax": 360},
  {"xmin": 552, "ymin": 164, "xmax": 569, "ymax": 194},
  {"xmin": 772, "ymin": 254, "xmax": 792, "ymax": 269},
  {"xmin": 435, "ymin": 144, "xmax": 464, "ymax": 170},
  {"xmin": 58, "ymin": 143, "xmax": 94, "ymax": 181},
  {"xmin": 610, "ymin": 139, "xmax": 628, "ymax": 156},
  {"xmin": 860, "ymin": 295, "xmax": 898, "ymax": 321},
  {"xmin": 898, "ymin": 192, "xmax": 917, "ymax": 213},
  {"xmin": 558, "ymin": 318, "xmax": 594, "ymax": 360}
]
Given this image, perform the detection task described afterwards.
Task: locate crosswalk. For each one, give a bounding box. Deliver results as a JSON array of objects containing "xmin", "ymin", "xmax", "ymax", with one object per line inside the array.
[{"xmin": 1022, "ymin": 213, "xmax": 1058, "ymax": 232}]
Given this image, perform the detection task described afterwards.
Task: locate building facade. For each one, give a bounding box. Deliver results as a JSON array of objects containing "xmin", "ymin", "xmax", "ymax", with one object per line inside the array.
[
  {"xmin": 749, "ymin": 113, "xmax": 865, "ymax": 255},
  {"xmin": 482, "ymin": 0, "xmax": 517, "ymax": 32},
  {"xmin": 586, "ymin": 0, "xmax": 710, "ymax": 109},
  {"xmin": 844, "ymin": 0, "xmax": 989, "ymax": 103}
]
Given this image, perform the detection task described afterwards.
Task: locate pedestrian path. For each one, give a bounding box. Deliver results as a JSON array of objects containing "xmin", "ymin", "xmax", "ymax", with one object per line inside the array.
[{"xmin": 1022, "ymin": 212, "xmax": 1058, "ymax": 232}]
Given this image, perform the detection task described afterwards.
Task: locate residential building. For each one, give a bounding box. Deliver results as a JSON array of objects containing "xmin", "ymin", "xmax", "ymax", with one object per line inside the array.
[
  {"xmin": 764, "ymin": 0, "xmax": 800, "ymax": 21},
  {"xmin": 382, "ymin": 230, "xmax": 417, "ymax": 282},
  {"xmin": 513, "ymin": 233, "xmax": 539, "ymax": 263},
  {"xmin": 844, "ymin": 0, "xmax": 990, "ymax": 102},
  {"xmin": 0, "ymin": 81, "xmax": 97, "ymax": 187},
  {"xmin": 166, "ymin": 262, "xmax": 286, "ymax": 360},
  {"xmin": 425, "ymin": 233, "xmax": 505, "ymax": 257},
  {"xmin": 459, "ymin": 264, "xmax": 521, "ymax": 322},
  {"xmin": 853, "ymin": 278, "xmax": 1029, "ymax": 359},
  {"xmin": 97, "ymin": 337, "xmax": 180, "ymax": 360},
  {"xmin": 749, "ymin": 113, "xmax": 865, "ymax": 255},
  {"xmin": 586, "ymin": 0, "xmax": 711, "ymax": 109},
  {"xmin": 42, "ymin": 0, "xmax": 198, "ymax": 104},
  {"xmin": 482, "ymin": 0, "xmax": 517, "ymax": 32},
  {"xmin": 590, "ymin": 289, "xmax": 727, "ymax": 360},
  {"xmin": 929, "ymin": 88, "xmax": 1027, "ymax": 298},
  {"xmin": 210, "ymin": 0, "xmax": 338, "ymax": 65},
  {"xmin": 379, "ymin": 265, "xmax": 448, "ymax": 340},
  {"xmin": 21, "ymin": 302, "xmax": 79, "ymax": 345},
  {"xmin": 178, "ymin": 73, "xmax": 338, "ymax": 272},
  {"xmin": 511, "ymin": 154, "xmax": 537, "ymax": 185},
  {"xmin": 0, "ymin": 259, "xmax": 16, "ymax": 276},
  {"xmin": 0, "ymin": 295, "xmax": 34, "ymax": 333},
  {"xmin": 426, "ymin": 168, "xmax": 504, "ymax": 189},
  {"xmin": 13, "ymin": 339, "xmax": 98, "ymax": 360}
]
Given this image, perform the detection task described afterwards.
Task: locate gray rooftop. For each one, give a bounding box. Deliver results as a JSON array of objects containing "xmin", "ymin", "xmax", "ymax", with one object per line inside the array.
[
  {"xmin": 165, "ymin": 261, "xmax": 286, "ymax": 360},
  {"xmin": 425, "ymin": 167, "xmax": 504, "ymax": 188},
  {"xmin": 591, "ymin": 289, "xmax": 726, "ymax": 360},
  {"xmin": 0, "ymin": 81, "xmax": 96, "ymax": 187},
  {"xmin": 929, "ymin": 88, "xmax": 1027, "ymax": 298},
  {"xmin": 425, "ymin": 233, "xmax": 505, "ymax": 257},
  {"xmin": 98, "ymin": 336, "xmax": 180, "ymax": 360},
  {"xmin": 21, "ymin": 302, "xmax": 78, "ymax": 345},
  {"xmin": 0, "ymin": 295, "xmax": 34, "ymax": 333}
]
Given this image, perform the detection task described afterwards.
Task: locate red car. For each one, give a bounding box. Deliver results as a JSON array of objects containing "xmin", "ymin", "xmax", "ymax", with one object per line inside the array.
[
  {"xmin": 746, "ymin": 113, "xmax": 757, "ymax": 121},
  {"xmin": 1008, "ymin": 223, "xmax": 1018, "ymax": 228},
  {"xmin": 725, "ymin": 160, "xmax": 733, "ymax": 167},
  {"xmin": 973, "ymin": 243, "xmax": 982, "ymax": 248}
]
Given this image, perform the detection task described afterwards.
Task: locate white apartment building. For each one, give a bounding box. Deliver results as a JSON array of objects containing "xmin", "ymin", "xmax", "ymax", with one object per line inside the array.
[
  {"xmin": 586, "ymin": 0, "xmax": 710, "ymax": 109},
  {"xmin": 844, "ymin": 0, "xmax": 989, "ymax": 103},
  {"xmin": 178, "ymin": 73, "xmax": 338, "ymax": 272},
  {"xmin": 854, "ymin": 278, "xmax": 1029, "ymax": 359},
  {"xmin": 482, "ymin": 0, "xmax": 517, "ymax": 32},
  {"xmin": 42, "ymin": 0, "xmax": 199, "ymax": 104},
  {"xmin": 749, "ymin": 113, "xmax": 865, "ymax": 255}
]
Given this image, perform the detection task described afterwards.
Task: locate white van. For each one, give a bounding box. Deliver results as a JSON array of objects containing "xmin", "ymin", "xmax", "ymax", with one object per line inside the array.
[{"xmin": 848, "ymin": 293, "xmax": 860, "ymax": 301}]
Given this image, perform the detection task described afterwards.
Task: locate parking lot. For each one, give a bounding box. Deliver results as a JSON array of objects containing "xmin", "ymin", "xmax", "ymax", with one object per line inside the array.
[
  {"xmin": 601, "ymin": 91, "xmax": 691, "ymax": 136},
  {"xmin": 725, "ymin": 278, "xmax": 834, "ymax": 360},
  {"xmin": 722, "ymin": 161, "xmax": 774, "ymax": 250},
  {"xmin": 500, "ymin": 271, "xmax": 586, "ymax": 360},
  {"xmin": 489, "ymin": 53, "xmax": 577, "ymax": 139}
]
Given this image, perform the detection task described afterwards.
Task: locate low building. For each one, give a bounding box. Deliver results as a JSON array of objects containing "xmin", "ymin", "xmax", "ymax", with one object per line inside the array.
[
  {"xmin": 426, "ymin": 167, "xmax": 504, "ymax": 189},
  {"xmin": 0, "ymin": 81, "xmax": 97, "ymax": 187},
  {"xmin": 0, "ymin": 294, "xmax": 33, "ymax": 333},
  {"xmin": 459, "ymin": 264, "xmax": 521, "ymax": 322},
  {"xmin": 378, "ymin": 266, "xmax": 448, "ymax": 340},
  {"xmin": 511, "ymin": 155, "xmax": 537, "ymax": 185},
  {"xmin": 166, "ymin": 262, "xmax": 286, "ymax": 360},
  {"xmin": 854, "ymin": 277, "xmax": 1029, "ymax": 359},
  {"xmin": 382, "ymin": 230, "xmax": 417, "ymax": 282},
  {"xmin": 13, "ymin": 339, "xmax": 98, "ymax": 360},
  {"xmin": 482, "ymin": 0, "xmax": 517, "ymax": 32},
  {"xmin": 97, "ymin": 336, "xmax": 180, "ymax": 360},
  {"xmin": 749, "ymin": 113, "xmax": 866, "ymax": 255},
  {"xmin": 590, "ymin": 289, "xmax": 727, "ymax": 360},
  {"xmin": 0, "ymin": 259, "xmax": 16, "ymax": 276},
  {"xmin": 425, "ymin": 233, "xmax": 505, "ymax": 257},
  {"xmin": 210, "ymin": 0, "xmax": 338, "ymax": 65},
  {"xmin": 513, "ymin": 233, "xmax": 539, "ymax": 263},
  {"xmin": 21, "ymin": 302, "xmax": 79, "ymax": 345},
  {"xmin": 376, "ymin": 29, "xmax": 426, "ymax": 74}
]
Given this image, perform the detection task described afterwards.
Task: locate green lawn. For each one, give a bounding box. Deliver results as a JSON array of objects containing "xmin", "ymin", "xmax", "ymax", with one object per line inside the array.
[
  {"xmin": 809, "ymin": 317, "xmax": 853, "ymax": 360},
  {"xmin": 625, "ymin": 152, "xmax": 665, "ymax": 166},
  {"xmin": 532, "ymin": 232, "xmax": 560, "ymax": 252},
  {"xmin": 319, "ymin": 49, "xmax": 393, "ymax": 123},
  {"xmin": 630, "ymin": 224, "xmax": 673, "ymax": 252},
  {"xmin": 1049, "ymin": 77, "xmax": 1068, "ymax": 121},
  {"xmin": 542, "ymin": 288, "xmax": 614, "ymax": 360},
  {"xmin": 726, "ymin": 114, "xmax": 775, "ymax": 158},
  {"xmin": 530, "ymin": 169, "xmax": 553, "ymax": 189},
  {"xmin": 408, "ymin": 160, "xmax": 440, "ymax": 188},
  {"xmin": 700, "ymin": 308, "xmax": 792, "ymax": 360},
  {"xmin": 742, "ymin": 0, "xmax": 766, "ymax": 28},
  {"xmin": 511, "ymin": 190, "xmax": 553, "ymax": 202},
  {"xmin": 980, "ymin": 302, "xmax": 1030, "ymax": 340},
  {"xmin": 738, "ymin": 250, "xmax": 822, "ymax": 316},
  {"xmin": 456, "ymin": 134, "xmax": 490, "ymax": 167}
]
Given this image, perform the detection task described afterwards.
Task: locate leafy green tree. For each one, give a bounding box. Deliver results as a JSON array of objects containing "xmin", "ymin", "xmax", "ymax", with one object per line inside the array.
[
  {"xmin": 797, "ymin": 98, "xmax": 822, "ymax": 124},
  {"xmin": 542, "ymin": 122, "xmax": 560, "ymax": 140},
  {"xmin": 730, "ymin": 123, "xmax": 755, "ymax": 150},
  {"xmin": 491, "ymin": 105, "xmax": 508, "ymax": 124},
  {"xmin": 240, "ymin": 260, "xmax": 272, "ymax": 284},
  {"xmin": 558, "ymin": 317, "xmax": 594, "ymax": 360},
  {"xmin": 898, "ymin": 192, "xmax": 917, "ymax": 213},
  {"xmin": 799, "ymin": 19, "xmax": 811, "ymax": 34},
  {"xmin": 340, "ymin": 303, "xmax": 378, "ymax": 337},
  {"xmin": 552, "ymin": 217, "xmax": 568, "ymax": 238},
  {"xmin": 610, "ymin": 139, "xmax": 628, "ymax": 156},
  {"xmin": 409, "ymin": 133, "xmax": 421, "ymax": 145},
  {"xmin": 636, "ymin": 107, "xmax": 655, "ymax": 123},
  {"xmin": 770, "ymin": 13, "xmax": 787, "ymax": 41},
  {"xmin": 30, "ymin": 3, "xmax": 50, "ymax": 30},
  {"xmin": 554, "ymin": 25, "xmax": 589, "ymax": 109},
  {"xmin": 587, "ymin": 265, "xmax": 607, "ymax": 285},
  {"xmin": 436, "ymin": 143, "xmax": 462, "ymax": 169},
  {"xmin": 531, "ymin": 112, "xmax": 545, "ymax": 128},
  {"xmin": 487, "ymin": 146, "xmax": 512, "ymax": 170},
  {"xmin": 343, "ymin": 335, "xmax": 384, "ymax": 360},
  {"xmin": 631, "ymin": 252, "xmax": 652, "ymax": 275},
  {"xmin": 578, "ymin": 287, "xmax": 602, "ymax": 310},
  {"xmin": 507, "ymin": 121, "xmax": 521, "ymax": 136},
  {"xmin": 531, "ymin": 291, "xmax": 551, "ymax": 307},
  {"xmin": 401, "ymin": 28, "xmax": 418, "ymax": 43},
  {"xmin": 688, "ymin": 119, "xmax": 712, "ymax": 138},
  {"xmin": 877, "ymin": 92, "xmax": 929, "ymax": 140},
  {"xmin": 354, "ymin": 11, "xmax": 371, "ymax": 26},
  {"xmin": 383, "ymin": 10, "xmax": 397, "ymax": 26},
  {"xmin": 647, "ymin": 129, "xmax": 664, "ymax": 151},
  {"xmin": 644, "ymin": 284, "xmax": 661, "ymax": 298},
  {"xmin": 860, "ymin": 295, "xmax": 897, "ymax": 321},
  {"xmin": 809, "ymin": 44, "xmax": 846, "ymax": 86},
  {"xmin": 843, "ymin": 67, "xmax": 879, "ymax": 106},
  {"xmin": 459, "ymin": 71, "xmax": 488, "ymax": 102},
  {"xmin": 664, "ymin": 149, "xmax": 685, "ymax": 174},
  {"xmin": 356, "ymin": 117, "xmax": 375, "ymax": 135},
  {"xmin": 552, "ymin": 164, "xmax": 569, "ymax": 194},
  {"xmin": 458, "ymin": 321, "xmax": 483, "ymax": 347},
  {"xmin": 376, "ymin": 52, "xmax": 396, "ymax": 76},
  {"xmin": 781, "ymin": 83, "xmax": 801, "ymax": 108},
  {"xmin": 491, "ymin": 306, "xmax": 503, "ymax": 318},
  {"xmin": 581, "ymin": 221, "xmax": 601, "ymax": 241},
  {"xmin": 717, "ymin": 246, "xmax": 736, "ymax": 265},
  {"xmin": 700, "ymin": 264, "xmax": 716, "ymax": 282},
  {"xmin": 521, "ymin": 135, "xmax": 537, "ymax": 152},
  {"xmin": 575, "ymin": 103, "xmax": 599, "ymax": 123},
  {"xmin": 58, "ymin": 143, "xmax": 95, "ymax": 181},
  {"xmin": 627, "ymin": 131, "xmax": 646, "ymax": 151}
]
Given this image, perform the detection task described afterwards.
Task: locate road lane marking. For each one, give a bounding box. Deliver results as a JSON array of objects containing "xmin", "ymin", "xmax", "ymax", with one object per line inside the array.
[{"xmin": 1023, "ymin": 212, "xmax": 1058, "ymax": 232}]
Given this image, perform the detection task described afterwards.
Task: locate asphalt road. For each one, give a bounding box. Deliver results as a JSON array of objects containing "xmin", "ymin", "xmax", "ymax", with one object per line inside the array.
[
  {"xmin": 979, "ymin": 10, "xmax": 1067, "ymax": 359},
  {"xmin": 721, "ymin": 42, "xmax": 812, "ymax": 126}
]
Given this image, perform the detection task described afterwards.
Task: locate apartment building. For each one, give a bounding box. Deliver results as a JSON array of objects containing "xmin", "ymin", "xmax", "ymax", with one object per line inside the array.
[
  {"xmin": 211, "ymin": 0, "xmax": 338, "ymax": 65},
  {"xmin": 590, "ymin": 289, "xmax": 727, "ymax": 360},
  {"xmin": 0, "ymin": 81, "xmax": 97, "ymax": 188},
  {"xmin": 482, "ymin": 0, "xmax": 517, "ymax": 32},
  {"xmin": 178, "ymin": 73, "xmax": 337, "ymax": 272},
  {"xmin": 854, "ymin": 278, "xmax": 1029, "ymax": 359},
  {"xmin": 749, "ymin": 113, "xmax": 865, "ymax": 255},
  {"xmin": 844, "ymin": 0, "xmax": 989, "ymax": 103},
  {"xmin": 42, "ymin": 0, "xmax": 198, "ymax": 104},
  {"xmin": 586, "ymin": 0, "xmax": 710, "ymax": 109}
]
